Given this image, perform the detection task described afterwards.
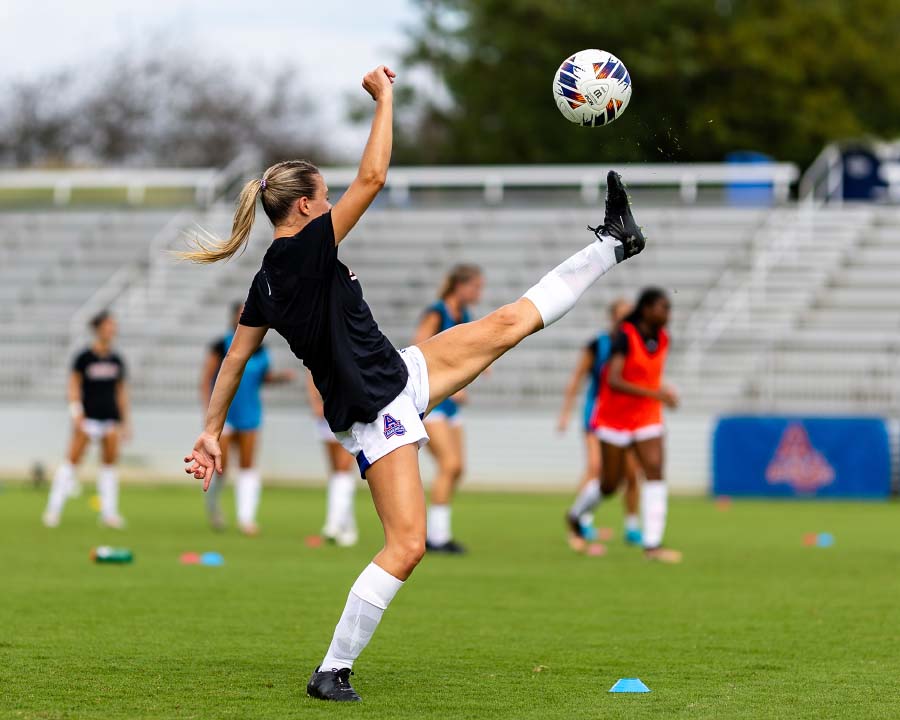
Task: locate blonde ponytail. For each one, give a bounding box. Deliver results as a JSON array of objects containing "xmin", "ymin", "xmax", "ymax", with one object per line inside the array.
[
  {"xmin": 179, "ymin": 159, "xmax": 321, "ymax": 264},
  {"xmin": 179, "ymin": 178, "xmax": 261, "ymax": 264}
]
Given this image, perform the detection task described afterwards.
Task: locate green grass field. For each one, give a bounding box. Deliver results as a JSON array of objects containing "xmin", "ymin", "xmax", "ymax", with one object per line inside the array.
[{"xmin": 1, "ymin": 484, "xmax": 897, "ymax": 719}]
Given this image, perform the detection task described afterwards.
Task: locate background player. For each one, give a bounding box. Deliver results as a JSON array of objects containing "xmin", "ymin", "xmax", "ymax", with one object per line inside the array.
[
  {"xmin": 558, "ymin": 298, "xmax": 642, "ymax": 550},
  {"xmin": 199, "ymin": 301, "xmax": 295, "ymax": 534},
  {"xmin": 307, "ymin": 371, "xmax": 358, "ymax": 546},
  {"xmin": 592, "ymin": 287, "xmax": 681, "ymax": 563},
  {"xmin": 182, "ymin": 64, "xmax": 646, "ymax": 702},
  {"xmin": 43, "ymin": 311, "xmax": 130, "ymax": 528},
  {"xmin": 412, "ymin": 263, "xmax": 484, "ymax": 554}
]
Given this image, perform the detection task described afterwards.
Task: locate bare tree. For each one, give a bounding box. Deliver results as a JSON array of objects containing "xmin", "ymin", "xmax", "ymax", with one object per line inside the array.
[{"xmin": 0, "ymin": 51, "xmax": 326, "ymax": 168}]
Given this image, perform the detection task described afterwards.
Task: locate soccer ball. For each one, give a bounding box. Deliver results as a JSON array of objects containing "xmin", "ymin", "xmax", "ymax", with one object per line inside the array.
[{"xmin": 553, "ymin": 49, "xmax": 632, "ymax": 127}]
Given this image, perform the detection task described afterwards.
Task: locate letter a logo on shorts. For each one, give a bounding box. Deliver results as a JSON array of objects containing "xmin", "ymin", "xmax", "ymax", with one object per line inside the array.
[{"xmin": 383, "ymin": 413, "xmax": 406, "ymax": 439}]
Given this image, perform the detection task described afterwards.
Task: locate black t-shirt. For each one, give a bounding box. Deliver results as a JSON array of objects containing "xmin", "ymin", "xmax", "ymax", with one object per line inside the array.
[
  {"xmin": 610, "ymin": 324, "xmax": 662, "ymax": 356},
  {"xmin": 239, "ymin": 212, "xmax": 408, "ymax": 432},
  {"xmin": 73, "ymin": 348, "xmax": 126, "ymax": 421}
]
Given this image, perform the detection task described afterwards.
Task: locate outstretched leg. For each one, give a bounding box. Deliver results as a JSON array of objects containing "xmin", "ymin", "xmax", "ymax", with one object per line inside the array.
[{"xmin": 419, "ymin": 171, "xmax": 645, "ymax": 409}]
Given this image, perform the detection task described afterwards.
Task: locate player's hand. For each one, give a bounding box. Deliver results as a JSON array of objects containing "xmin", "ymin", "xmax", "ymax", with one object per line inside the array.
[
  {"xmin": 659, "ymin": 384, "xmax": 680, "ymax": 409},
  {"xmin": 362, "ymin": 65, "xmax": 396, "ymax": 101},
  {"xmin": 119, "ymin": 421, "xmax": 133, "ymax": 443},
  {"xmin": 557, "ymin": 413, "xmax": 570, "ymax": 433},
  {"xmin": 184, "ymin": 431, "xmax": 223, "ymax": 491},
  {"xmin": 451, "ymin": 389, "xmax": 468, "ymax": 405}
]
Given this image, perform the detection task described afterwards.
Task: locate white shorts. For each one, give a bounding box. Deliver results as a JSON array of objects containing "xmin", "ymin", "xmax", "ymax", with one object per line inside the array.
[
  {"xmin": 596, "ymin": 424, "xmax": 664, "ymax": 447},
  {"xmin": 335, "ymin": 346, "xmax": 430, "ymax": 479},
  {"xmin": 81, "ymin": 418, "xmax": 118, "ymax": 440},
  {"xmin": 315, "ymin": 417, "xmax": 337, "ymax": 443}
]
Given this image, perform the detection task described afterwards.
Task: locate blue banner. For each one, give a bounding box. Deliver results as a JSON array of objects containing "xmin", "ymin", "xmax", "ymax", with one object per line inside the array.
[{"xmin": 712, "ymin": 416, "xmax": 891, "ymax": 498}]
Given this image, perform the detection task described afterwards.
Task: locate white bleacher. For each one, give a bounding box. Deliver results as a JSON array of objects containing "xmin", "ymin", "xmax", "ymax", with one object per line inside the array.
[{"xmin": 1, "ymin": 196, "xmax": 898, "ymax": 415}]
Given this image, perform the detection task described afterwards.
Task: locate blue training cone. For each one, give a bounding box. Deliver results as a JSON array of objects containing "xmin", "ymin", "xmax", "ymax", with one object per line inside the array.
[
  {"xmin": 200, "ymin": 552, "xmax": 225, "ymax": 566},
  {"xmin": 816, "ymin": 533, "xmax": 834, "ymax": 548},
  {"xmin": 609, "ymin": 678, "xmax": 651, "ymax": 693}
]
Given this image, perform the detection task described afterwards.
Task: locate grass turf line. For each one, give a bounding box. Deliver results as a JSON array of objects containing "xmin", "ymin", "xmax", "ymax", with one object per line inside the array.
[{"xmin": 0, "ymin": 484, "xmax": 897, "ymax": 719}]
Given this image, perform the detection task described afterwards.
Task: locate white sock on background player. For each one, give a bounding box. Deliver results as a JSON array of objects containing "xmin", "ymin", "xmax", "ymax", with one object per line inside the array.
[
  {"xmin": 569, "ymin": 478, "xmax": 601, "ymax": 518},
  {"xmin": 44, "ymin": 460, "xmax": 75, "ymax": 524},
  {"xmin": 640, "ymin": 481, "xmax": 668, "ymax": 549},
  {"xmin": 324, "ymin": 472, "xmax": 355, "ymax": 537},
  {"xmin": 236, "ymin": 468, "xmax": 261, "ymax": 528},
  {"xmin": 427, "ymin": 504, "xmax": 452, "ymax": 545},
  {"xmin": 97, "ymin": 465, "xmax": 120, "ymax": 520},
  {"xmin": 523, "ymin": 237, "xmax": 620, "ymax": 327},
  {"xmin": 321, "ymin": 562, "xmax": 404, "ymax": 671},
  {"xmin": 625, "ymin": 513, "xmax": 640, "ymax": 533}
]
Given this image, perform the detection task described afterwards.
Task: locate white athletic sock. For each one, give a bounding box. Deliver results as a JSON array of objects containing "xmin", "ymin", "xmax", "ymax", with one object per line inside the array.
[
  {"xmin": 625, "ymin": 514, "xmax": 640, "ymax": 532},
  {"xmin": 641, "ymin": 481, "xmax": 668, "ymax": 549},
  {"xmin": 569, "ymin": 478, "xmax": 601, "ymax": 518},
  {"xmin": 427, "ymin": 504, "xmax": 452, "ymax": 545},
  {"xmin": 46, "ymin": 461, "xmax": 75, "ymax": 516},
  {"xmin": 321, "ymin": 562, "xmax": 404, "ymax": 671},
  {"xmin": 236, "ymin": 468, "xmax": 261, "ymax": 526},
  {"xmin": 324, "ymin": 472, "xmax": 356, "ymax": 536},
  {"xmin": 98, "ymin": 465, "xmax": 119, "ymax": 519},
  {"xmin": 523, "ymin": 237, "xmax": 620, "ymax": 327}
]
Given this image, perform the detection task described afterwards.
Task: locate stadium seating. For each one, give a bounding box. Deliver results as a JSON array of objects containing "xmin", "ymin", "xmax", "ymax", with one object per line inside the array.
[{"xmin": 1, "ymin": 204, "xmax": 898, "ymax": 413}]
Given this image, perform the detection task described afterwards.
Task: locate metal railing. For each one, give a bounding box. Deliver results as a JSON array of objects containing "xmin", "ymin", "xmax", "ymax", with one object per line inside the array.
[
  {"xmin": 318, "ymin": 162, "xmax": 800, "ymax": 205},
  {"xmin": 0, "ymin": 153, "xmax": 258, "ymax": 207}
]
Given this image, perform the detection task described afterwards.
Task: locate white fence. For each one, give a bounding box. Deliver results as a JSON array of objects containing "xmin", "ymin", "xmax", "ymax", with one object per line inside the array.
[{"xmin": 0, "ymin": 161, "xmax": 800, "ymax": 206}]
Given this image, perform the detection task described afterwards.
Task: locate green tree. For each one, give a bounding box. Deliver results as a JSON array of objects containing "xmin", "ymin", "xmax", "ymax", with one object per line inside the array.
[{"xmin": 398, "ymin": 0, "xmax": 900, "ymax": 165}]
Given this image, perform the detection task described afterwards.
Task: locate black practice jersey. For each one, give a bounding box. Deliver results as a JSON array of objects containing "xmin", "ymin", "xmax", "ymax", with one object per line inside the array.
[
  {"xmin": 73, "ymin": 348, "xmax": 126, "ymax": 421},
  {"xmin": 239, "ymin": 211, "xmax": 407, "ymax": 432}
]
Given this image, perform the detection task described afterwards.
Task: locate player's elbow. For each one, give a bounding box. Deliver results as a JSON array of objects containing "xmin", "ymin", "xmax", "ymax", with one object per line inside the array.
[{"xmin": 358, "ymin": 169, "xmax": 387, "ymax": 190}]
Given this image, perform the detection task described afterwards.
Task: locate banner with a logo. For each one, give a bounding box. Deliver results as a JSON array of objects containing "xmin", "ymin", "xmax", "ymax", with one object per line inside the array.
[{"xmin": 712, "ymin": 416, "xmax": 892, "ymax": 498}]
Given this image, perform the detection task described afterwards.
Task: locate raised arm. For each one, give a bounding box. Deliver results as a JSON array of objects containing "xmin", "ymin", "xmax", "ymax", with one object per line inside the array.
[
  {"xmin": 557, "ymin": 348, "xmax": 593, "ymax": 432},
  {"xmin": 331, "ymin": 65, "xmax": 396, "ymax": 245},
  {"xmin": 184, "ymin": 324, "xmax": 268, "ymax": 488}
]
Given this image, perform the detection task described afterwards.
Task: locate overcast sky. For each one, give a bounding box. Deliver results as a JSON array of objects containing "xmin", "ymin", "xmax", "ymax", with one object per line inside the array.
[{"xmin": 0, "ymin": 0, "xmax": 419, "ymax": 157}]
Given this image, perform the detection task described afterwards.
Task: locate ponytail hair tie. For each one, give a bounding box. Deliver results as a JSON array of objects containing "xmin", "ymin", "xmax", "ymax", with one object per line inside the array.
[{"xmin": 260, "ymin": 178, "xmax": 267, "ymax": 190}]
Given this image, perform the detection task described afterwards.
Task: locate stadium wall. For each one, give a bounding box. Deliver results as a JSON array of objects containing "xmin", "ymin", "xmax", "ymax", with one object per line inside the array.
[{"xmin": 0, "ymin": 406, "xmax": 710, "ymax": 493}]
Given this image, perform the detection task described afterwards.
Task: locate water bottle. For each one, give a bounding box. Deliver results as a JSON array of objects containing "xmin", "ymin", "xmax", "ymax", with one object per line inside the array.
[{"xmin": 91, "ymin": 546, "xmax": 133, "ymax": 564}]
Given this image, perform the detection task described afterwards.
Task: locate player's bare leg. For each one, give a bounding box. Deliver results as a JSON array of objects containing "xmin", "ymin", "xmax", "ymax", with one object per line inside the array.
[
  {"xmin": 632, "ymin": 436, "xmax": 681, "ymax": 563},
  {"xmin": 310, "ymin": 444, "xmax": 424, "ymax": 702},
  {"xmin": 97, "ymin": 430, "xmax": 125, "ymax": 529},
  {"xmin": 421, "ymin": 170, "xmax": 645, "ymax": 412},
  {"xmin": 622, "ymin": 449, "xmax": 643, "ymax": 545},
  {"xmin": 43, "ymin": 426, "xmax": 90, "ymax": 527}
]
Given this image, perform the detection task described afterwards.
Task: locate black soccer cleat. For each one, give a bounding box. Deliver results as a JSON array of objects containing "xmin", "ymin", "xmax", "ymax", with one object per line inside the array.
[
  {"xmin": 565, "ymin": 512, "xmax": 587, "ymax": 540},
  {"xmin": 588, "ymin": 170, "xmax": 646, "ymax": 261},
  {"xmin": 426, "ymin": 538, "xmax": 468, "ymax": 554},
  {"xmin": 307, "ymin": 666, "xmax": 362, "ymax": 702}
]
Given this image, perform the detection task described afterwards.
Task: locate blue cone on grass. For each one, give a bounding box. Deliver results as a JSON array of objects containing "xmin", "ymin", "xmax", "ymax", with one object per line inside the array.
[{"xmin": 609, "ymin": 678, "xmax": 651, "ymax": 693}]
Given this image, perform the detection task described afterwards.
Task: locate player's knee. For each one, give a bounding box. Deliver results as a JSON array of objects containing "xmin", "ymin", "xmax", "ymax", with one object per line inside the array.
[
  {"xmin": 444, "ymin": 457, "xmax": 464, "ymax": 480},
  {"xmin": 391, "ymin": 534, "xmax": 426, "ymax": 572},
  {"xmin": 487, "ymin": 303, "xmax": 528, "ymax": 350}
]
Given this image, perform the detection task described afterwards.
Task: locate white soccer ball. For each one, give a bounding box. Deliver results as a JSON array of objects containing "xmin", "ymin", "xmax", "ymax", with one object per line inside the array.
[{"xmin": 553, "ymin": 49, "xmax": 632, "ymax": 127}]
